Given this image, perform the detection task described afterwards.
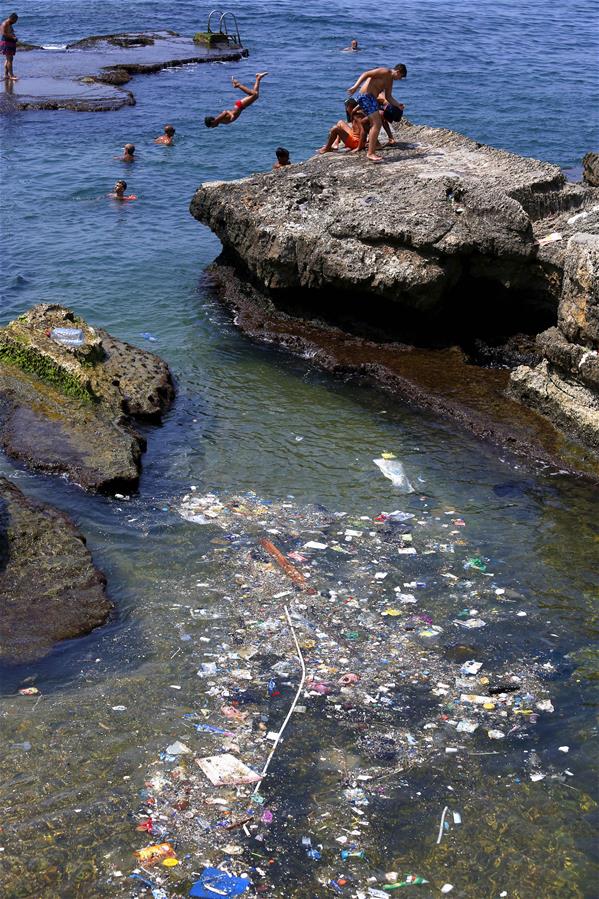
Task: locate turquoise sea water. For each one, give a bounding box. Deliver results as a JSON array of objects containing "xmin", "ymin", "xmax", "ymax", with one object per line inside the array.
[{"xmin": 1, "ymin": 2, "xmax": 599, "ymax": 897}]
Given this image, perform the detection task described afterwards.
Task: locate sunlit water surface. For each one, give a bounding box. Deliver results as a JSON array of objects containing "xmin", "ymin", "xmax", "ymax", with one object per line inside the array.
[{"xmin": 1, "ymin": 1, "xmax": 598, "ymax": 896}]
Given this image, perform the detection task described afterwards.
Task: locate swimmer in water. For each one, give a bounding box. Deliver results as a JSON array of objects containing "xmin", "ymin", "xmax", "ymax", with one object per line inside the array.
[
  {"xmin": 1, "ymin": 12, "xmax": 19, "ymax": 80},
  {"xmin": 204, "ymin": 72, "xmax": 268, "ymax": 128},
  {"xmin": 110, "ymin": 180, "xmax": 136, "ymax": 201},
  {"xmin": 342, "ymin": 39, "xmax": 359, "ymax": 51},
  {"xmin": 116, "ymin": 143, "xmax": 136, "ymax": 162},
  {"xmin": 273, "ymin": 146, "xmax": 291, "ymax": 169},
  {"xmin": 155, "ymin": 123, "xmax": 176, "ymax": 145}
]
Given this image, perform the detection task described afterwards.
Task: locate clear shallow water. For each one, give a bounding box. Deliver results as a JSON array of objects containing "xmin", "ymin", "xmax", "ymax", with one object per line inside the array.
[{"xmin": 1, "ymin": 2, "xmax": 598, "ymax": 897}]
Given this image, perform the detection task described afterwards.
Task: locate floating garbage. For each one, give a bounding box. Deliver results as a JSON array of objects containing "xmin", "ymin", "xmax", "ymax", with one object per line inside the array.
[
  {"xmin": 383, "ymin": 874, "xmax": 429, "ymax": 889},
  {"xmin": 165, "ymin": 741, "xmax": 191, "ymax": 756},
  {"xmin": 373, "ymin": 456, "xmax": 415, "ymax": 492},
  {"xmin": 196, "ymin": 753, "xmax": 261, "ymax": 786},
  {"xmin": 190, "ymin": 868, "xmax": 251, "ymax": 897},
  {"xmin": 134, "ymin": 843, "xmax": 175, "ymax": 866},
  {"xmin": 127, "ymin": 490, "xmax": 558, "ymax": 897}
]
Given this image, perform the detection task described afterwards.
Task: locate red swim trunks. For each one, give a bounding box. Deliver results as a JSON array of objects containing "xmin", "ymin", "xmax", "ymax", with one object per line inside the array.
[{"xmin": 235, "ymin": 99, "xmax": 243, "ymax": 109}]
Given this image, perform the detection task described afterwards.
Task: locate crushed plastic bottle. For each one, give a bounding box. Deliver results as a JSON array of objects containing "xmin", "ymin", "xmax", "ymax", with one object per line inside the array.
[{"xmin": 50, "ymin": 327, "xmax": 85, "ymax": 347}]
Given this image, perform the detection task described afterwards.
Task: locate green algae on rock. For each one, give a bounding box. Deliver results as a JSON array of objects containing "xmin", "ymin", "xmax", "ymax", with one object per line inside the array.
[
  {"xmin": 0, "ymin": 305, "xmax": 175, "ymax": 493},
  {"xmin": 0, "ymin": 477, "xmax": 112, "ymax": 664}
]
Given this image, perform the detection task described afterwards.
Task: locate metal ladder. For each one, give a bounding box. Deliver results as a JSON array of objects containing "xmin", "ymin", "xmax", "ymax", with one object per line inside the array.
[{"xmin": 206, "ymin": 9, "xmax": 242, "ymax": 47}]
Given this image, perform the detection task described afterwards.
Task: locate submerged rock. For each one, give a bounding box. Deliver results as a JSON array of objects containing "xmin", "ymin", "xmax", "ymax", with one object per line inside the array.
[
  {"xmin": 0, "ymin": 478, "xmax": 112, "ymax": 664},
  {"xmin": 0, "ymin": 304, "xmax": 175, "ymax": 492}
]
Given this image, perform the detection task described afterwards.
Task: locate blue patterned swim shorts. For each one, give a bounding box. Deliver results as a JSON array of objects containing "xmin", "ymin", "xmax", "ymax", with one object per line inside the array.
[{"xmin": 356, "ymin": 93, "xmax": 379, "ymax": 116}]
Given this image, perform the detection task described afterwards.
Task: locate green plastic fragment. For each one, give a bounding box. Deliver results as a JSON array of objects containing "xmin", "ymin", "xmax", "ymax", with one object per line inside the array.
[
  {"xmin": 383, "ymin": 875, "xmax": 430, "ymax": 890},
  {"xmin": 466, "ymin": 557, "xmax": 487, "ymax": 571}
]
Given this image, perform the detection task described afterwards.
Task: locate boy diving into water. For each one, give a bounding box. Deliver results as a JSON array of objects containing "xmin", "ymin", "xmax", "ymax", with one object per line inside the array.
[
  {"xmin": 205, "ymin": 72, "xmax": 268, "ymax": 128},
  {"xmin": 347, "ymin": 64, "xmax": 406, "ymax": 162}
]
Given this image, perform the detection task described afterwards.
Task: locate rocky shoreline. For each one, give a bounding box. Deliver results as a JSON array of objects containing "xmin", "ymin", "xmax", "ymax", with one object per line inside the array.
[
  {"xmin": 0, "ymin": 304, "xmax": 175, "ymax": 492},
  {"xmin": 190, "ymin": 121, "xmax": 599, "ymax": 466},
  {"xmin": 0, "ymin": 477, "xmax": 112, "ymax": 664}
]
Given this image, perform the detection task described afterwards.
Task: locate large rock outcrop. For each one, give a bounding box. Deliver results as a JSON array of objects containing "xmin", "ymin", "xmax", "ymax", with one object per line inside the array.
[
  {"xmin": 191, "ymin": 121, "xmax": 599, "ymax": 324},
  {"xmin": 191, "ymin": 121, "xmax": 599, "ymax": 456},
  {"xmin": 0, "ymin": 304, "xmax": 175, "ymax": 492},
  {"xmin": 0, "ymin": 478, "xmax": 112, "ymax": 664},
  {"xmin": 509, "ymin": 234, "xmax": 599, "ymax": 450}
]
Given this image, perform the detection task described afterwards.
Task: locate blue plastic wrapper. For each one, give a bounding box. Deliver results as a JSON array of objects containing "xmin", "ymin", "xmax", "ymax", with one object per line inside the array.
[{"xmin": 189, "ymin": 868, "xmax": 251, "ymax": 898}]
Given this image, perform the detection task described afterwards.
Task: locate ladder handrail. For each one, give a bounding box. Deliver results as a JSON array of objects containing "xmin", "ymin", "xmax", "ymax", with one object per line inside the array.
[
  {"xmin": 206, "ymin": 8, "xmax": 225, "ymax": 34},
  {"xmin": 219, "ymin": 11, "xmax": 241, "ymax": 45}
]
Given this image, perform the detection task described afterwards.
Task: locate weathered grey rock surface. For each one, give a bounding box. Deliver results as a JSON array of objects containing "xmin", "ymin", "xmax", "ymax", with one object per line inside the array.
[
  {"xmin": 0, "ymin": 478, "xmax": 112, "ymax": 664},
  {"xmin": 583, "ymin": 152, "xmax": 599, "ymax": 187},
  {"xmin": 191, "ymin": 121, "xmax": 599, "ymax": 454},
  {"xmin": 509, "ymin": 233, "xmax": 599, "ymax": 450},
  {"xmin": 0, "ymin": 305, "xmax": 175, "ymax": 492},
  {"xmin": 191, "ymin": 121, "xmax": 599, "ymax": 314}
]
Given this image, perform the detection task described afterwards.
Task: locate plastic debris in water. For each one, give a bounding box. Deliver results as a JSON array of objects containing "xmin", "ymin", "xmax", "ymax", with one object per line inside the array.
[
  {"xmin": 373, "ymin": 458, "xmax": 415, "ymax": 493},
  {"xmin": 464, "ymin": 557, "xmax": 487, "ymax": 572},
  {"xmin": 341, "ymin": 848, "xmax": 366, "ymax": 860},
  {"xmin": 460, "ymin": 660, "xmax": 483, "ymax": 675},
  {"xmin": 383, "ymin": 874, "xmax": 429, "ymax": 889},
  {"xmin": 190, "ymin": 867, "xmax": 251, "ymax": 897},
  {"xmin": 165, "ymin": 741, "xmax": 191, "ymax": 756},
  {"xmin": 140, "ymin": 332, "xmax": 158, "ymax": 341},
  {"xmin": 196, "ymin": 753, "xmax": 261, "ymax": 786},
  {"xmin": 134, "ymin": 843, "xmax": 175, "ymax": 866}
]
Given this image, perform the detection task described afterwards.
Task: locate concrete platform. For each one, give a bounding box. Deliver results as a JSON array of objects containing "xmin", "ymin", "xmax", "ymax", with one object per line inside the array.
[{"xmin": 0, "ymin": 31, "xmax": 247, "ymax": 112}]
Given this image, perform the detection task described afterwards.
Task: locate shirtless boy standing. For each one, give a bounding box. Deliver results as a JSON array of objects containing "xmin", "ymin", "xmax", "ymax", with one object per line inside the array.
[
  {"xmin": 205, "ymin": 72, "xmax": 268, "ymax": 128},
  {"xmin": 1, "ymin": 12, "xmax": 19, "ymax": 81},
  {"xmin": 347, "ymin": 63, "xmax": 406, "ymax": 162}
]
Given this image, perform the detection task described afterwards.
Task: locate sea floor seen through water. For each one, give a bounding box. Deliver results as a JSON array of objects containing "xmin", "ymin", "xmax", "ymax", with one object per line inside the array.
[{"xmin": 1, "ymin": 1, "xmax": 598, "ymax": 897}]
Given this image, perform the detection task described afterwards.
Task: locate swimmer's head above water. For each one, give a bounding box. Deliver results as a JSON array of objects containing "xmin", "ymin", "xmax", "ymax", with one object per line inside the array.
[{"xmin": 204, "ymin": 116, "xmax": 218, "ymax": 128}]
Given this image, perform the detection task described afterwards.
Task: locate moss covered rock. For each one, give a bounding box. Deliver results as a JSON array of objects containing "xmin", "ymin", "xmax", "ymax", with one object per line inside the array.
[{"xmin": 0, "ymin": 305, "xmax": 175, "ymax": 492}]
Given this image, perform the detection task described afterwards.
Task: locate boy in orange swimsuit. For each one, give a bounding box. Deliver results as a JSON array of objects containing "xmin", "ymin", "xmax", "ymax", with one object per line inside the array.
[
  {"xmin": 204, "ymin": 72, "xmax": 268, "ymax": 128},
  {"xmin": 318, "ymin": 99, "xmax": 368, "ymax": 153}
]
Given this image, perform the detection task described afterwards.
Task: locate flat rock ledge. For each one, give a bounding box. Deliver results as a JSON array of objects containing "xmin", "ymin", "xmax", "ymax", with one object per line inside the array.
[
  {"xmin": 2, "ymin": 31, "xmax": 247, "ymax": 113},
  {"xmin": 191, "ymin": 120, "xmax": 599, "ymax": 454},
  {"xmin": 509, "ymin": 233, "xmax": 599, "ymax": 451},
  {"xmin": 0, "ymin": 477, "xmax": 112, "ymax": 664},
  {"xmin": 0, "ymin": 304, "xmax": 175, "ymax": 492}
]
